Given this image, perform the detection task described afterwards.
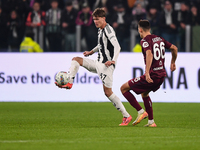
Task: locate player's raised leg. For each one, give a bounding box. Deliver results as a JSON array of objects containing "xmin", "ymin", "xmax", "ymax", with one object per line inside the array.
[
  {"xmin": 103, "ymin": 85, "xmax": 132, "ymax": 126},
  {"xmin": 141, "ymin": 92, "xmax": 157, "ymax": 127},
  {"xmin": 120, "ymin": 82, "xmax": 148, "ymax": 126},
  {"xmin": 67, "ymin": 57, "xmax": 84, "ymax": 89},
  {"xmin": 55, "ymin": 57, "xmax": 82, "ymax": 89}
]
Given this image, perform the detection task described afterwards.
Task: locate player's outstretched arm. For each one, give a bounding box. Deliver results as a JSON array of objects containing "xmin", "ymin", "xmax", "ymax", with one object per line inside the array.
[
  {"xmin": 83, "ymin": 45, "xmax": 99, "ymax": 57},
  {"xmin": 145, "ymin": 50, "xmax": 153, "ymax": 83},
  {"xmin": 169, "ymin": 44, "xmax": 178, "ymax": 72}
]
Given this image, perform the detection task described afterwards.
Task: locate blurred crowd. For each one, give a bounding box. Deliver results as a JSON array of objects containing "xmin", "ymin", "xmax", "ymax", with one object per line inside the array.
[{"xmin": 0, "ymin": 0, "xmax": 200, "ymax": 52}]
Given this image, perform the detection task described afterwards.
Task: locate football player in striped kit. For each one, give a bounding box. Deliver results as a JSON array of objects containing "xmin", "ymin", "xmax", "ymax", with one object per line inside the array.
[{"xmin": 55, "ymin": 8, "xmax": 132, "ymax": 126}]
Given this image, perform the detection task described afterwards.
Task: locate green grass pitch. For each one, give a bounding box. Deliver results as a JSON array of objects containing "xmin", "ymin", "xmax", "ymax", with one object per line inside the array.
[{"xmin": 0, "ymin": 102, "xmax": 200, "ymax": 150}]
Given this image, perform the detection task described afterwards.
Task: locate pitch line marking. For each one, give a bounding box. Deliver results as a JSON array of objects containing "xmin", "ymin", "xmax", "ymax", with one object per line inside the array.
[{"xmin": 0, "ymin": 136, "xmax": 200, "ymax": 143}]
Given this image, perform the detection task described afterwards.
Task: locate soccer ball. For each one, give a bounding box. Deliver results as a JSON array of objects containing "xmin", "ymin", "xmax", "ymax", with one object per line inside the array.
[{"xmin": 55, "ymin": 71, "xmax": 70, "ymax": 85}]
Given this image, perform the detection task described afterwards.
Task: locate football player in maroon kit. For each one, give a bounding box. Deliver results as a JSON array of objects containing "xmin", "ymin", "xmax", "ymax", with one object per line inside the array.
[{"xmin": 120, "ymin": 20, "xmax": 178, "ymax": 127}]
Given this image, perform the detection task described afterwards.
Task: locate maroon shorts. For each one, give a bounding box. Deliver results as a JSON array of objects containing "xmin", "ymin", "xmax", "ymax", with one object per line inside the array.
[{"xmin": 128, "ymin": 75, "xmax": 164, "ymax": 95}]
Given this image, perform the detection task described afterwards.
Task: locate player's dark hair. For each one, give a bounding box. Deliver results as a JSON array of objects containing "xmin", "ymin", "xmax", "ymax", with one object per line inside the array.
[
  {"xmin": 138, "ymin": 20, "xmax": 151, "ymax": 31},
  {"xmin": 92, "ymin": 8, "xmax": 106, "ymax": 17}
]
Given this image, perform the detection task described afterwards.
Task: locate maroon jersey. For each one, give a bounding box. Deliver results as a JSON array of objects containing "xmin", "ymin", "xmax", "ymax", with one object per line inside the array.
[{"xmin": 140, "ymin": 34, "xmax": 172, "ymax": 78}]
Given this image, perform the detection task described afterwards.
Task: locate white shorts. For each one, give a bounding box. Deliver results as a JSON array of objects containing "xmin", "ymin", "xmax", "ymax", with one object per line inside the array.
[{"xmin": 82, "ymin": 58, "xmax": 114, "ymax": 88}]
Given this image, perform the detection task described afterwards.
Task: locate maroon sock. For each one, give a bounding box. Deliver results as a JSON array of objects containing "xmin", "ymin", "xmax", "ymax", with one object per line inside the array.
[
  {"xmin": 142, "ymin": 96, "xmax": 153, "ymax": 120},
  {"xmin": 123, "ymin": 91, "xmax": 142, "ymax": 111}
]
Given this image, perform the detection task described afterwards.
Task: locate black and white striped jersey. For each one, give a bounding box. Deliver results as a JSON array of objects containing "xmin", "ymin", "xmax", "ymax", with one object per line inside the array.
[{"xmin": 92, "ymin": 24, "xmax": 121, "ymax": 63}]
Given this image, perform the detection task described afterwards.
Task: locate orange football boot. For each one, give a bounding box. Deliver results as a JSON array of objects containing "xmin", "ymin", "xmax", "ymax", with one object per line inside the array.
[
  {"xmin": 119, "ymin": 115, "xmax": 132, "ymax": 126},
  {"xmin": 144, "ymin": 122, "xmax": 157, "ymax": 127},
  {"xmin": 55, "ymin": 82, "xmax": 73, "ymax": 89},
  {"xmin": 132, "ymin": 111, "xmax": 148, "ymax": 126}
]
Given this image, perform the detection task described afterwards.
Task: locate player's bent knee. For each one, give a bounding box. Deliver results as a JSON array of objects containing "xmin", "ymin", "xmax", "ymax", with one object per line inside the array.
[
  {"xmin": 72, "ymin": 57, "xmax": 79, "ymax": 61},
  {"xmin": 120, "ymin": 83, "xmax": 129, "ymax": 94},
  {"xmin": 120, "ymin": 85, "xmax": 125, "ymax": 93},
  {"xmin": 141, "ymin": 91, "xmax": 150, "ymax": 98},
  {"xmin": 72, "ymin": 57, "xmax": 83, "ymax": 65}
]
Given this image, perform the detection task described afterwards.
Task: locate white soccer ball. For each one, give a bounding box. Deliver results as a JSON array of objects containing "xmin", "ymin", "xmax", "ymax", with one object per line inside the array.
[{"xmin": 55, "ymin": 71, "xmax": 70, "ymax": 85}]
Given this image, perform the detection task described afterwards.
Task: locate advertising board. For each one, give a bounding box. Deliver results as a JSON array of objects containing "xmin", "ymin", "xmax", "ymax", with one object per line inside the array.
[{"xmin": 0, "ymin": 53, "xmax": 199, "ymax": 102}]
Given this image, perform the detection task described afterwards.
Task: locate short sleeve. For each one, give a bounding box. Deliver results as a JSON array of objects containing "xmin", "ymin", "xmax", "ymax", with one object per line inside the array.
[
  {"xmin": 141, "ymin": 40, "xmax": 152, "ymax": 53},
  {"xmin": 104, "ymin": 25, "xmax": 117, "ymax": 43},
  {"xmin": 163, "ymin": 38, "xmax": 172, "ymax": 49}
]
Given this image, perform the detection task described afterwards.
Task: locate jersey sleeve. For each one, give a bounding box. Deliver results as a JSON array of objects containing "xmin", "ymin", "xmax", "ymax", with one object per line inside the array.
[
  {"xmin": 163, "ymin": 39, "xmax": 172, "ymax": 49},
  {"xmin": 92, "ymin": 45, "xmax": 99, "ymax": 52},
  {"xmin": 141, "ymin": 40, "xmax": 152, "ymax": 53},
  {"xmin": 104, "ymin": 25, "xmax": 120, "ymax": 62}
]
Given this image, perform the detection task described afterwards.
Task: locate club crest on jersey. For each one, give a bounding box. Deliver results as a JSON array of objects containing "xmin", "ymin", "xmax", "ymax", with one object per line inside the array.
[{"xmin": 143, "ymin": 42, "xmax": 149, "ymax": 48}]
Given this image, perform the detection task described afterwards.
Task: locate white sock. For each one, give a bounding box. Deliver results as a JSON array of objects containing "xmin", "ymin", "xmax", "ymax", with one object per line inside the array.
[
  {"xmin": 138, "ymin": 109, "xmax": 145, "ymax": 114},
  {"xmin": 68, "ymin": 60, "xmax": 80, "ymax": 83},
  {"xmin": 108, "ymin": 93, "xmax": 130, "ymax": 118},
  {"xmin": 148, "ymin": 119, "xmax": 154, "ymax": 124}
]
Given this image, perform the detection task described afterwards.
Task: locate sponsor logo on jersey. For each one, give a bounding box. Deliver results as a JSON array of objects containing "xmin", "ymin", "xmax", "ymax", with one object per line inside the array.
[
  {"xmin": 153, "ymin": 66, "xmax": 163, "ymax": 71},
  {"xmin": 159, "ymin": 60, "xmax": 162, "ymax": 65},
  {"xmin": 143, "ymin": 42, "xmax": 149, "ymax": 48}
]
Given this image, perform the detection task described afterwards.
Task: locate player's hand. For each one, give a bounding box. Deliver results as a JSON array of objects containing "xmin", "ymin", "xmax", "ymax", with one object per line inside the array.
[
  {"xmin": 83, "ymin": 51, "xmax": 93, "ymax": 57},
  {"xmin": 83, "ymin": 51, "xmax": 90, "ymax": 57},
  {"xmin": 170, "ymin": 63, "xmax": 176, "ymax": 72},
  {"xmin": 105, "ymin": 61, "xmax": 115, "ymax": 67},
  {"xmin": 145, "ymin": 73, "xmax": 153, "ymax": 83}
]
